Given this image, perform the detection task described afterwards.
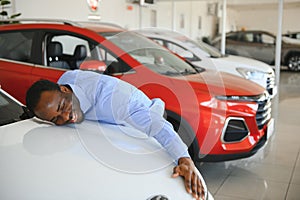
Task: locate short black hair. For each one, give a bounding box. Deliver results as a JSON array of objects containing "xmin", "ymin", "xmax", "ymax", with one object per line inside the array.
[{"xmin": 26, "ymin": 79, "xmax": 60, "ymax": 114}]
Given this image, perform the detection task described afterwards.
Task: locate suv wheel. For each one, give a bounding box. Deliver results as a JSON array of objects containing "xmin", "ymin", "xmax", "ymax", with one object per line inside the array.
[{"xmin": 287, "ymin": 53, "xmax": 300, "ymax": 71}]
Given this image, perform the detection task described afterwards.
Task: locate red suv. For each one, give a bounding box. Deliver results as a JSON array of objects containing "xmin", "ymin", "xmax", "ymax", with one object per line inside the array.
[{"xmin": 0, "ymin": 20, "xmax": 274, "ymax": 161}]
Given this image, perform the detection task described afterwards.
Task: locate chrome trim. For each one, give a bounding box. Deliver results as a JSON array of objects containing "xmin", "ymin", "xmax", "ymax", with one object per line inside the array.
[
  {"xmin": 146, "ymin": 195, "xmax": 169, "ymax": 200},
  {"xmin": 33, "ymin": 64, "xmax": 68, "ymax": 71},
  {"xmin": 0, "ymin": 58, "xmax": 35, "ymax": 66},
  {"xmin": 255, "ymin": 91, "xmax": 272, "ymax": 129},
  {"xmin": 221, "ymin": 117, "xmax": 250, "ymax": 144},
  {"xmin": 0, "ymin": 58, "xmax": 68, "ymax": 71},
  {"xmin": 266, "ymin": 71, "xmax": 275, "ymax": 89}
]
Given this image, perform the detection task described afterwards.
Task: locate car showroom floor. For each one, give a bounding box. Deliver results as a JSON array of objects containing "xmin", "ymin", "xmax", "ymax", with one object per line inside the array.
[{"xmin": 198, "ymin": 69, "xmax": 300, "ymax": 200}]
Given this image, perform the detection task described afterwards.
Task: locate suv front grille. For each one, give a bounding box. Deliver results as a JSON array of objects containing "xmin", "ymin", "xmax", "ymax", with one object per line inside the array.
[
  {"xmin": 255, "ymin": 92, "xmax": 272, "ymax": 130},
  {"xmin": 266, "ymin": 71, "xmax": 275, "ymax": 96},
  {"xmin": 221, "ymin": 92, "xmax": 272, "ymax": 143}
]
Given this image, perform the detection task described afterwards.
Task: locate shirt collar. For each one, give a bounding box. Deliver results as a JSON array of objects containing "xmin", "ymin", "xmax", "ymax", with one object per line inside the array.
[{"xmin": 67, "ymin": 84, "xmax": 91, "ymax": 114}]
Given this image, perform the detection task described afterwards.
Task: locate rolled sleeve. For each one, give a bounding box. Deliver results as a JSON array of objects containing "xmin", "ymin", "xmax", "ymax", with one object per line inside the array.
[
  {"xmin": 153, "ymin": 121, "xmax": 190, "ymax": 163},
  {"xmin": 125, "ymin": 93, "xmax": 190, "ymax": 163}
]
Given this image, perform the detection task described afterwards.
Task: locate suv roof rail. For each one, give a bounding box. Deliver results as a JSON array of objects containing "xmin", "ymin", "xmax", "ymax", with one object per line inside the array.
[
  {"xmin": 76, "ymin": 21, "xmax": 124, "ymax": 29},
  {"xmin": 0, "ymin": 18, "xmax": 80, "ymax": 26},
  {"xmin": 0, "ymin": 18, "xmax": 124, "ymax": 29}
]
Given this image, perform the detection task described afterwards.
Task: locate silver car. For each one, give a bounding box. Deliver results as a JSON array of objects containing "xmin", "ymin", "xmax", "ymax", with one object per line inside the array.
[{"xmin": 211, "ymin": 30, "xmax": 300, "ymax": 72}]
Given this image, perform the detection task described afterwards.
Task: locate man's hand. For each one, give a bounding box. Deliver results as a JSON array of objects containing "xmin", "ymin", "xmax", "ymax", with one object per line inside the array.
[{"xmin": 172, "ymin": 157, "xmax": 205, "ymax": 200}]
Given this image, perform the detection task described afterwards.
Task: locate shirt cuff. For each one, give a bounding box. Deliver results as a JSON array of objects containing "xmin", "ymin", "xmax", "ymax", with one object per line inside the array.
[{"xmin": 164, "ymin": 134, "xmax": 191, "ymax": 164}]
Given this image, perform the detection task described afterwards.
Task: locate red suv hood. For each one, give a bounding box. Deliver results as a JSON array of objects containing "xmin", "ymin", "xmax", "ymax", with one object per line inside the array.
[{"xmin": 174, "ymin": 69, "xmax": 265, "ymax": 96}]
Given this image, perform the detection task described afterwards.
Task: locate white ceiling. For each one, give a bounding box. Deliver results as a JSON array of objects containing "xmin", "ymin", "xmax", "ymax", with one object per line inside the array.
[
  {"xmin": 157, "ymin": 0, "xmax": 299, "ymax": 5},
  {"xmin": 157, "ymin": 0, "xmax": 300, "ymax": 10}
]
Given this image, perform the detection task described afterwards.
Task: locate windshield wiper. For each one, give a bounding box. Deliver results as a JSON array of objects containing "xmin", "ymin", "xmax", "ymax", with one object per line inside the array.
[
  {"xmin": 180, "ymin": 69, "xmax": 198, "ymax": 75},
  {"xmin": 162, "ymin": 71, "xmax": 181, "ymax": 76}
]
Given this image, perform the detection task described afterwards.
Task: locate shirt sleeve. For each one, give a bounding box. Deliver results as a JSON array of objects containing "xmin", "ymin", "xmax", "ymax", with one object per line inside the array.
[
  {"xmin": 123, "ymin": 92, "xmax": 190, "ymax": 164},
  {"xmin": 152, "ymin": 116, "xmax": 191, "ymax": 164}
]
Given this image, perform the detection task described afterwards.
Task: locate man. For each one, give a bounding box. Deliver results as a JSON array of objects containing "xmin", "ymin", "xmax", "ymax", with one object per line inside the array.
[{"xmin": 26, "ymin": 70, "xmax": 205, "ymax": 200}]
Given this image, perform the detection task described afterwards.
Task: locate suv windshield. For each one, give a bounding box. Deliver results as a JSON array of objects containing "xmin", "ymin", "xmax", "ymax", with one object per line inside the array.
[
  {"xmin": 99, "ymin": 31, "xmax": 199, "ymax": 76},
  {"xmin": 194, "ymin": 41, "xmax": 223, "ymax": 58}
]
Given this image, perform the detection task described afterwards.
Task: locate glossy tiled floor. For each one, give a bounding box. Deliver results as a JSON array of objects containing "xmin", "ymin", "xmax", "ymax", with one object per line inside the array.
[{"xmin": 198, "ymin": 70, "xmax": 300, "ymax": 200}]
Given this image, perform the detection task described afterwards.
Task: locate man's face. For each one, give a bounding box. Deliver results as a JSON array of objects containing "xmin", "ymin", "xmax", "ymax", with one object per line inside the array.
[{"xmin": 34, "ymin": 86, "xmax": 84, "ymax": 125}]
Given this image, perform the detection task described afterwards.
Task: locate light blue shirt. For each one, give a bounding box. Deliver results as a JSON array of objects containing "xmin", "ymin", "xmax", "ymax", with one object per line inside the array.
[{"xmin": 58, "ymin": 70, "xmax": 190, "ymax": 163}]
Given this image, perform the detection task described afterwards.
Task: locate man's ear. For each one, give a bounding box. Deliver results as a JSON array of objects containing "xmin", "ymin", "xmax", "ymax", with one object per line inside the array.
[{"xmin": 59, "ymin": 85, "xmax": 72, "ymax": 93}]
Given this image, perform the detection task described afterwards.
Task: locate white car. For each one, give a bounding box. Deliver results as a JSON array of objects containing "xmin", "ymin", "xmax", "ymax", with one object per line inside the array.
[
  {"xmin": 0, "ymin": 88, "xmax": 214, "ymax": 200},
  {"xmin": 135, "ymin": 28, "xmax": 276, "ymax": 98}
]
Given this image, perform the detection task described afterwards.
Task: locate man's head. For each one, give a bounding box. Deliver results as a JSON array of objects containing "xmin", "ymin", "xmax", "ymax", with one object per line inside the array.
[{"xmin": 26, "ymin": 79, "xmax": 84, "ymax": 125}]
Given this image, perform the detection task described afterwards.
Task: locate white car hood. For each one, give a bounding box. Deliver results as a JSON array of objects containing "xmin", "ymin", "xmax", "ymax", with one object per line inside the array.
[
  {"xmin": 193, "ymin": 55, "xmax": 273, "ymax": 75},
  {"xmin": 0, "ymin": 119, "xmax": 212, "ymax": 200},
  {"xmin": 219, "ymin": 55, "xmax": 273, "ymax": 72}
]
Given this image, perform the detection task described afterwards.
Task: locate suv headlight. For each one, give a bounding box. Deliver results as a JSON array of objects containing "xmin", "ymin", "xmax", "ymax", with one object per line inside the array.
[
  {"xmin": 215, "ymin": 95, "xmax": 252, "ymax": 101},
  {"xmin": 216, "ymin": 92, "xmax": 268, "ymax": 102},
  {"xmin": 236, "ymin": 68, "xmax": 265, "ymax": 80}
]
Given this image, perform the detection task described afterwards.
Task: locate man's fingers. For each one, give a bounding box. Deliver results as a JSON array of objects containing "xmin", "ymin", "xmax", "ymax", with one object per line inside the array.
[
  {"xmin": 197, "ymin": 178, "xmax": 203, "ymax": 199},
  {"xmin": 172, "ymin": 166, "xmax": 180, "ymax": 177},
  {"xmin": 184, "ymin": 170, "xmax": 192, "ymax": 194},
  {"xmin": 172, "ymin": 160, "xmax": 206, "ymax": 200},
  {"xmin": 190, "ymin": 172, "xmax": 200, "ymax": 199},
  {"xmin": 191, "ymin": 172, "xmax": 197, "ymax": 195},
  {"xmin": 200, "ymin": 178, "xmax": 206, "ymax": 199},
  {"xmin": 189, "ymin": 172, "xmax": 206, "ymax": 200},
  {"xmin": 173, "ymin": 165, "xmax": 191, "ymax": 193}
]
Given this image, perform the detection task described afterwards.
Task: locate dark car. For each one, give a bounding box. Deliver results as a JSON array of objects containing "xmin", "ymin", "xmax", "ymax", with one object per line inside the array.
[{"xmin": 211, "ymin": 30, "xmax": 300, "ymax": 71}]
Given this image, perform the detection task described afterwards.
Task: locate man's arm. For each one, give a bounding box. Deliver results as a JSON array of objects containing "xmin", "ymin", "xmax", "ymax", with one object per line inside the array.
[
  {"xmin": 124, "ymin": 96, "xmax": 206, "ymax": 199},
  {"xmin": 152, "ymin": 121, "xmax": 205, "ymax": 199}
]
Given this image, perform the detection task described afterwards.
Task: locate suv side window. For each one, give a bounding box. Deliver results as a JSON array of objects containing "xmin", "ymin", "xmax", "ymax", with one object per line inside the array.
[
  {"xmin": 52, "ymin": 35, "xmax": 90, "ymax": 56},
  {"xmin": 0, "ymin": 31, "xmax": 34, "ymax": 63},
  {"xmin": 97, "ymin": 45, "xmax": 133, "ymax": 75},
  {"xmin": 44, "ymin": 32, "xmax": 132, "ymax": 74},
  {"xmin": 45, "ymin": 34, "xmax": 92, "ymax": 70}
]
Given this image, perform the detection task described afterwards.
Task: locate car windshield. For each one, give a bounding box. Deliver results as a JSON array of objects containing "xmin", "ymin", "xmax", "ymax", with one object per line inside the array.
[
  {"xmin": 99, "ymin": 31, "xmax": 200, "ymax": 76},
  {"xmin": 179, "ymin": 37, "xmax": 222, "ymax": 58},
  {"xmin": 0, "ymin": 89, "xmax": 27, "ymax": 126}
]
